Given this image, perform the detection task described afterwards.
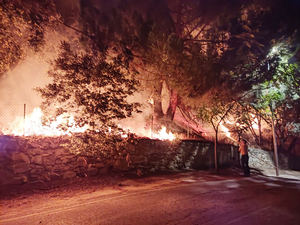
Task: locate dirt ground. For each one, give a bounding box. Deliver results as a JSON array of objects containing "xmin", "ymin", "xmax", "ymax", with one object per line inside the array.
[
  {"xmin": 0, "ymin": 169, "xmax": 240, "ymax": 204},
  {"xmin": 1, "ymin": 168, "xmax": 300, "ymax": 225},
  {"xmin": 1, "ymin": 167, "xmax": 299, "ymax": 202},
  {"xmin": 0, "ymin": 168, "xmax": 300, "ymax": 214}
]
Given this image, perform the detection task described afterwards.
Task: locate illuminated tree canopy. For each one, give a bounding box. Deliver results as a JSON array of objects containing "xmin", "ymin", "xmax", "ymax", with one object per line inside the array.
[
  {"xmin": 38, "ymin": 42, "xmax": 141, "ymax": 130},
  {"xmin": 0, "ymin": 0, "xmax": 57, "ymax": 76}
]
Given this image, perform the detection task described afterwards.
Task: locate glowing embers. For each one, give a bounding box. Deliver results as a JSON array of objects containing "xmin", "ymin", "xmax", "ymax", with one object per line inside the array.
[{"xmin": 2, "ymin": 107, "xmax": 87, "ymax": 136}]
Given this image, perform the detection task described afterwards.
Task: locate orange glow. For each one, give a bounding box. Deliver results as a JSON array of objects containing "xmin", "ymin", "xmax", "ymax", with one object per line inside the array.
[
  {"xmin": 152, "ymin": 126, "xmax": 176, "ymax": 141},
  {"xmin": 2, "ymin": 107, "xmax": 88, "ymax": 136},
  {"xmin": 122, "ymin": 126, "xmax": 176, "ymax": 141},
  {"xmin": 220, "ymin": 121, "xmax": 236, "ymax": 142},
  {"xmin": 250, "ymin": 114, "xmax": 259, "ymax": 130},
  {"xmin": 2, "ymin": 107, "xmax": 176, "ymax": 140},
  {"xmin": 220, "ymin": 121, "xmax": 231, "ymax": 138}
]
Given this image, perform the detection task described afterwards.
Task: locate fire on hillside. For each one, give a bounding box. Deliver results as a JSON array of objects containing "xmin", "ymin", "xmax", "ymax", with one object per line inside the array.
[{"xmin": 1, "ymin": 107, "xmax": 176, "ymax": 141}]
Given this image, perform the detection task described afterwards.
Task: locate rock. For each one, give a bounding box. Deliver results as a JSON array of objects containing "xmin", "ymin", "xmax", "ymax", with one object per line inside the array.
[
  {"xmin": 29, "ymin": 139, "xmax": 52, "ymax": 149},
  {"xmin": 77, "ymin": 156, "xmax": 87, "ymax": 167},
  {"xmin": 44, "ymin": 164, "xmax": 55, "ymax": 172},
  {"xmin": 87, "ymin": 167, "xmax": 98, "ymax": 177},
  {"xmin": 49, "ymin": 172, "xmax": 62, "ymax": 180},
  {"xmin": 99, "ymin": 166, "xmax": 111, "ymax": 175},
  {"xmin": 12, "ymin": 162, "xmax": 30, "ymax": 173},
  {"xmin": 55, "ymin": 148, "xmax": 70, "ymax": 156},
  {"xmin": 62, "ymin": 171, "xmax": 76, "ymax": 179},
  {"xmin": 0, "ymin": 153, "xmax": 8, "ymax": 162},
  {"xmin": 136, "ymin": 168, "xmax": 143, "ymax": 177},
  {"xmin": 95, "ymin": 163, "xmax": 105, "ymax": 168},
  {"xmin": 50, "ymin": 142, "xmax": 60, "ymax": 149},
  {"xmin": 0, "ymin": 147, "xmax": 7, "ymax": 158},
  {"xmin": 27, "ymin": 148, "xmax": 44, "ymax": 156},
  {"xmin": 4, "ymin": 141, "xmax": 19, "ymax": 153},
  {"xmin": 11, "ymin": 152, "xmax": 30, "ymax": 164},
  {"xmin": 30, "ymin": 174, "xmax": 43, "ymax": 182},
  {"xmin": 0, "ymin": 142, "xmax": 5, "ymax": 151},
  {"xmin": 11, "ymin": 175, "xmax": 28, "ymax": 185},
  {"xmin": 11, "ymin": 152, "xmax": 31, "ymax": 174},
  {"xmin": 31, "ymin": 155, "xmax": 43, "ymax": 165},
  {"xmin": 41, "ymin": 173, "xmax": 51, "ymax": 182},
  {"xmin": 61, "ymin": 156, "xmax": 76, "ymax": 164},
  {"xmin": 0, "ymin": 169, "xmax": 14, "ymax": 185},
  {"xmin": 30, "ymin": 167, "xmax": 45, "ymax": 175},
  {"xmin": 113, "ymin": 159, "xmax": 129, "ymax": 171},
  {"xmin": 43, "ymin": 156, "xmax": 55, "ymax": 166},
  {"xmin": 53, "ymin": 164, "xmax": 71, "ymax": 172},
  {"xmin": 64, "ymin": 154, "xmax": 76, "ymax": 159},
  {"xmin": 40, "ymin": 153, "xmax": 53, "ymax": 158}
]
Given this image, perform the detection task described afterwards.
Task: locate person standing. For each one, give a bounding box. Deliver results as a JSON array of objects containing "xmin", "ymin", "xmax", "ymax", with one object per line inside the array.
[{"xmin": 239, "ymin": 139, "xmax": 250, "ymax": 176}]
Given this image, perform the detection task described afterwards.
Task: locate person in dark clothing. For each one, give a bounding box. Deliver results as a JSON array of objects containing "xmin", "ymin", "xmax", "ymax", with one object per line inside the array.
[{"xmin": 239, "ymin": 139, "xmax": 250, "ymax": 176}]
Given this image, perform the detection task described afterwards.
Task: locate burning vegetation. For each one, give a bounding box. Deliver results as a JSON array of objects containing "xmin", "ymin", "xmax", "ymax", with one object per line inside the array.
[{"xmin": 0, "ymin": 0, "xmax": 299, "ymax": 172}]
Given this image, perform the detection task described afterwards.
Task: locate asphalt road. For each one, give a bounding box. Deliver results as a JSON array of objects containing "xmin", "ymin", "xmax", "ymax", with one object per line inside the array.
[{"xmin": 1, "ymin": 171, "xmax": 300, "ymax": 225}]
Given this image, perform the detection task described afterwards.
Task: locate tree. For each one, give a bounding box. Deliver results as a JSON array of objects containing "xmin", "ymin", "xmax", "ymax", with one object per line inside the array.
[
  {"xmin": 121, "ymin": 0, "xmax": 300, "ymax": 135},
  {"xmin": 50, "ymin": 1, "xmax": 300, "ymax": 131},
  {"xmin": 38, "ymin": 41, "xmax": 140, "ymax": 131},
  {"xmin": 253, "ymin": 45, "xmax": 300, "ymax": 142},
  {"xmin": 197, "ymin": 94, "xmax": 235, "ymax": 171},
  {"xmin": 230, "ymin": 43, "xmax": 300, "ymax": 175}
]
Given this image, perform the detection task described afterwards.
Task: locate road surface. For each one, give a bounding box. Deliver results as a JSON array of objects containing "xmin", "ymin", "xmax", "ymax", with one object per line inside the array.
[{"xmin": 1, "ymin": 171, "xmax": 300, "ymax": 225}]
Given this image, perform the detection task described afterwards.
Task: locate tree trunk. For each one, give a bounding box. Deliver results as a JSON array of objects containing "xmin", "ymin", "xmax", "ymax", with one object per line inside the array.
[
  {"xmin": 166, "ymin": 90, "xmax": 178, "ymax": 121},
  {"xmin": 258, "ymin": 113, "xmax": 262, "ymax": 146},
  {"xmin": 271, "ymin": 113, "xmax": 279, "ymax": 176},
  {"xmin": 270, "ymin": 105, "xmax": 279, "ymax": 176},
  {"xmin": 153, "ymin": 81, "xmax": 164, "ymax": 131},
  {"xmin": 214, "ymin": 129, "xmax": 218, "ymax": 171}
]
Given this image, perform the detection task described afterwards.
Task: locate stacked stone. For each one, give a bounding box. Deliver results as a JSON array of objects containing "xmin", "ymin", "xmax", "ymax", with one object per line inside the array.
[
  {"xmin": 0, "ymin": 136, "xmax": 79, "ymax": 185},
  {"xmin": 248, "ymin": 147, "xmax": 289, "ymax": 170},
  {"xmin": 0, "ymin": 135, "xmax": 241, "ymax": 186}
]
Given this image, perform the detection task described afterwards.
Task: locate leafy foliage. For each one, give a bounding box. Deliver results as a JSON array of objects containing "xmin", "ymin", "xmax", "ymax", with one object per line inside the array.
[
  {"xmin": 67, "ymin": 130, "xmax": 128, "ymax": 159},
  {"xmin": 197, "ymin": 94, "xmax": 235, "ymax": 169},
  {"xmin": 38, "ymin": 42, "xmax": 141, "ymax": 130},
  {"xmin": 253, "ymin": 46, "xmax": 299, "ymax": 117},
  {"xmin": 67, "ymin": 0, "xmax": 300, "ymax": 131},
  {"xmin": 233, "ymin": 45, "xmax": 300, "ymax": 148},
  {"xmin": 0, "ymin": 0, "xmax": 57, "ymax": 76},
  {"xmin": 197, "ymin": 95, "xmax": 234, "ymax": 133}
]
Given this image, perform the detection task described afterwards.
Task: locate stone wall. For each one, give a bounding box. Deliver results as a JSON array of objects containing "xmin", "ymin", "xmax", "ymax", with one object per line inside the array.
[
  {"xmin": 0, "ymin": 136, "xmax": 80, "ymax": 185},
  {"xmin": 249, "ymin": 147, "xmax": 300, "ymax": 171},
  {"xmin": 119, "ymin": 139, "xmax": 239, "ymax": 172},
  {"xmin": 0, "ymin": 136, "xmax": 239, "ymax": 186},
  {"xmin": 172, "ymin": 140, "xmax": 239, "ymax": 170}
]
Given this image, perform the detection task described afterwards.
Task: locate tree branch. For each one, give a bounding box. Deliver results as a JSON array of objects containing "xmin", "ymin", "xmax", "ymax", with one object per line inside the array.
[{"xmin": 183, "ymin": 38, "xmax": 227, "ymax": 44}]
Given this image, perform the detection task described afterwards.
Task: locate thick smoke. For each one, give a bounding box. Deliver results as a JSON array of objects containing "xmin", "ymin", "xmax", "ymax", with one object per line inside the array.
[
  {"xmin": 0, "ymin": 26, "xmax": 153, "ymax": 135},
  {"xmin": 0, "ymin": 30, "xmax": 70, "ymax": 131},
  {"xmin": 0, "ymin": 0, "xmax": 156, "ymax": 135}
]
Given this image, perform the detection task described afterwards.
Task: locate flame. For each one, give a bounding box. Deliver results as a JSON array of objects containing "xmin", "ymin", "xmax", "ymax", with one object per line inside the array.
[
  {"xmin": 220, "ymin": 121, "xmax": 236, "ymax": 142},
  {"xmin": 250, "ymin": 113, "xmax": 259, "ymax": 130},
  {"xmin": 1, "ymin": 107, "xmax": 176, "ymax": 140},
  {"xmin": 148, "ymin": 97, "xmax": 154, "ymax": 105},
  {"xmin": 152, "ymin": 126, "xmax": 176, "ymax": 141},
  {"xmin": 121, "ymin": 126, "xmax": 176, "ymax": 141},
  {"xmin": 2, "ymin": 107, "xmax": 87, "ymax": 136},
  {"xmin": 220, "ymin": 121, "xmax": 231, "ymax": 138}
]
